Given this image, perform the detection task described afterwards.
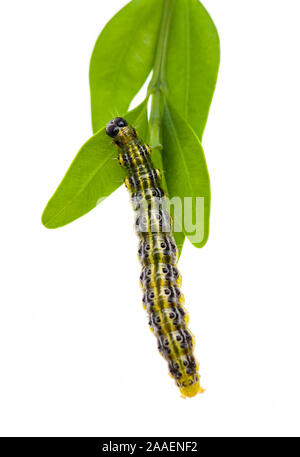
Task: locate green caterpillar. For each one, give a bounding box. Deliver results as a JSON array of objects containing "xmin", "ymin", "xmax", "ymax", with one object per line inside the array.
[{"xmin": 106, "ymin": 117, "xmax": 203, "ymax": 397}]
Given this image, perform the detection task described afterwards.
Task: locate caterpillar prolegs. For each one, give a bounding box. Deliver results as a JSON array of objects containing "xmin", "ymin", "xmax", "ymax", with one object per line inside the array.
[{"xmin": 106, "ymin": 117, "xmax": 203, "ymax": 398}]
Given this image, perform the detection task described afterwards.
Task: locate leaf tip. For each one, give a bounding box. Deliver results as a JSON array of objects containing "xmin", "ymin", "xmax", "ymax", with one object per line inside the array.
[
  {"xmin": 187, "ymin": 231, "xmax": 209, "ymax": 249},
  {"xmin": 41, "ymin": 204, "xmax": 56, "ymax": 229}
]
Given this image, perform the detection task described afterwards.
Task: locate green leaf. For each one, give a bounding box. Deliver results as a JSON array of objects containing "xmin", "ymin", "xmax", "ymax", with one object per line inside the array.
[
  {"xmin": 162, "ymin": 101, "xmax": 210, "ymax": 248},
  {"xmin": 90, "ymin": 0, "xmax": 164, "ymax": 133},
  {"xmin": 42, "ymin": 100, "xmax": 148, "ymax": 229},
  {"xmin": 165, "ymin": 0, "xmax": 220, "ymax": 140}
]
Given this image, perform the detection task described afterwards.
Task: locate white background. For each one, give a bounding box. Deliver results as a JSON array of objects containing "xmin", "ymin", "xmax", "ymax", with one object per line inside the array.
[{"xmin": 0, "ymin": 0, "xmax": 300, "ymax": 437}]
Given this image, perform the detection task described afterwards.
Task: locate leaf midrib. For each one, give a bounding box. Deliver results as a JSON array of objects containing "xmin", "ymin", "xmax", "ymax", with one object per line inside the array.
[
  {"xmin": 165, "ymin": 104, "xmax": 193, "ymax": 197},
  {"xmin": 183, "ymin": 0, "xmax": 190, "ymax": 120}
]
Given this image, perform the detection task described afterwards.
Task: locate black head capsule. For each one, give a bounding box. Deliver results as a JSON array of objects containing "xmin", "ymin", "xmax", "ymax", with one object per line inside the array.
[
  {"xmin": 106, "ymin": 117, "xmax": 137, "ymax": 145},
  {"xmin": 106, "ymin": 117, "xmax": 128, "ymax": 138}
]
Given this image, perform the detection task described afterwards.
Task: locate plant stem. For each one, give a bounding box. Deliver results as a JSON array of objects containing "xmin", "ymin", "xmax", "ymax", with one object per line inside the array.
[{"xmin": 148, "ymin": 0, "xmax": 175, "ymax": 150}]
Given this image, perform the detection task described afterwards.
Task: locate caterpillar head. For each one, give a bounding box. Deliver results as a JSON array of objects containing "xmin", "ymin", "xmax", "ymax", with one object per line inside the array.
[{"xmin": 106, "ymin": 117, "xmax": 137, "ymax": 145}]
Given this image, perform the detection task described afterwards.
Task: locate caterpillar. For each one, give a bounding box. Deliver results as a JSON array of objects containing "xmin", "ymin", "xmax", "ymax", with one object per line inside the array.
[{"xmin": 106, "ymin": 117, "xmax": 203, "ymax": 398}]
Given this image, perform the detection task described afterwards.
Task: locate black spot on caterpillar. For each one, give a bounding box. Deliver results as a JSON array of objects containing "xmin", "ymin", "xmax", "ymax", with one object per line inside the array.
[{"xmin": 106, "ymin": 117, "xmax": 203, "ymax": 397}]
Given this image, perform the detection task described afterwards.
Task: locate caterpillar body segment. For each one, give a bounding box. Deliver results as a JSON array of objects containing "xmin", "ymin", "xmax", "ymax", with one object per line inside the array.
[{"xmin": 106, "ymin": 117, "xmax": 203, "ymax": 398}]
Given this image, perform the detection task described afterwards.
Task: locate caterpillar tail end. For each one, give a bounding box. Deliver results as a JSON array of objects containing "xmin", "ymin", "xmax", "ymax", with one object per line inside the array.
[{"xmin": 180, "ymin": 382, "xmax": 205, "ymax": 398}]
